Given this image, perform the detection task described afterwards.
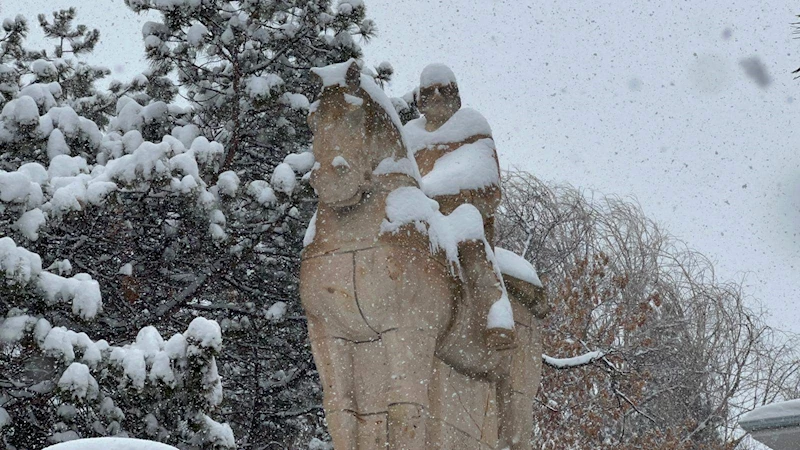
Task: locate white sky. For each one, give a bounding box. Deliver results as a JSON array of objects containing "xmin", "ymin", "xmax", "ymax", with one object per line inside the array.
[
  {"xmin": 364, "ymin": 0, "xmax": 800, "ymax": 333},
  {"xmin": 5, "ymin": 0, "xmax": 800, "ymax": 332}
]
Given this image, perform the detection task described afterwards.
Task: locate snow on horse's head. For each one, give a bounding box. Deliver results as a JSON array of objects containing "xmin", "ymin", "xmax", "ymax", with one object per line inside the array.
[{"xmin": 308, "ymin": 59, "xmax": 409, "ymax": 208}]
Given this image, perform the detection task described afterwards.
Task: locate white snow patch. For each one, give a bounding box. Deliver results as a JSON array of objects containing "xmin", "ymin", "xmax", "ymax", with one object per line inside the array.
[
  {"xmin": 48, "ymin": 155, "xmax": 88, "ymax": 179},
  {"xmin": 111, "ymin": 347, "xmax": 147, "ymax": 389},
  {"xmin": 303, "ymin": 211, "xmax": 317, "ymax": 247},
  {"xmin": 201, "ymin": 415, "xmax": 236, "ymax": 448},
  {"xmin": 271, "ymin": 162, "xmax": 296, "ymax": 195},
  {"xmin": 187, "ymin": 22, "xmax": 209, "ymax": 46},
  {"xmin": 380, "ymin": 187, "xmax": 514, "ymax": 329},
  {"xmin": 331, "ymin": 155, "xmax": 350, "ymax": 169},
  {"xmin": 494, "ymin": 247, "xmax": 543, "ymax": 287},
  {"xmin": 543, "ymin": 350, "xmax": 605, "ymax": 369},
  {"xmin": 19, "ymin": 82, "xmax": 60, "ymax": 111},
  {"xmin": 216, "ymin": 170, "xmax": 240, "ymax": 196},
  {"xmin": 421, "ymin": 138, "xmax": 499, "ymax": 197},
  {"xmin": 0, "ymin": 169, "xmax": 43, "ymax": 206},
  {"xmin": 246, "ymin": 180, "xmax": 277, "ymax": 205},
  {"xmin": 282, "ymin": 92, "xmax": 310, "ymax": 110},
  {"xmin": 246, "ymin": 74, "xmax": 283, "ymax": 97},
  {"xmin": 17, "ymin": 162, "xmax": 48, "ymax": 185},
  {"xmin": 31, "ymin": 59, "xmax": 58, "ymax": 78},
  {"xmin": 311, "ymin": 59, "xmax": 355, "ymax": 87},
  {"xmin": 487, "ymin": 295, "xmax": 514, "ymax": 330},
  {"xmin": 265, "ymin": 302, "xmax": 288, "ymax": 321},
  {"xmin": 119, "ymin": 263, "xmax": 133, "ymax": 276},
  {"xmin": 373, "ymin": 157, "xmax": 419, "ymax": 179},
  {"xmin": 47, "ymin": 128, "xmax": 70, "ymax": 160},
  {"xmin": 43, "ymin": 437, "xmax": 179, "ymax": 450},
  {"xmin": 15, "ymin": 208, "xmax": 46, "ymax": 240},
  {"xmin": 58, "ymin": 362, "xmax": 99, "ymax": 400},
  {"xmin": 740, "ymin": 399, "xmax": 800, "ymax": 426},
  {"xmin": 420, "ymin": 63, "xmax": 457, "ymax": 88},
  {"xmin": 404, "ymin": 108, "xmax": 492, "ymax": 154},
  {"xmin": 165, "ymin": 333, "xmax": 187, "ymax": 359},
  {"xmin": 209, "ymin": 223, "xmax": 227, "ymax": 241},
  {"xmin": 0, "ymin": 237, "xmax": 43, "ymax": 284},
  {"xmin": 39, "ymin": 272, "xmax": 103, "ymax": 319},
  {"xmin": 0, "ymin": 315, "xmax": 33, "ymax": 343},
  {"xmin": 381, "ymin": 187, "xmax": 484, "ymax": 265},
  {"xmin": 1, "ymin": 96, "xmax": 39, "ymax": 126},
  {"xmin": 185, "ymin": 317, "xmax": 222, "ymax": 354},
  {"xmin": 283, "ymin": 151, "xmax": 315, "ymax": 174}
]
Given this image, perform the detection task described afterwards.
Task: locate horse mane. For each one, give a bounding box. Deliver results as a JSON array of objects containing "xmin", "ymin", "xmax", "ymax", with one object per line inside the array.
[{"xmin": 356, "ymin": 75, "xmax": 415, "ymax": 173}]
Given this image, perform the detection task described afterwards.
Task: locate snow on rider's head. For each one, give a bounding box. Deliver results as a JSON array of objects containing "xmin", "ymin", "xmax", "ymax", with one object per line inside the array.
[{"xmin": 420, "ymin": 63, "xmax": 458, "ymax": 88}]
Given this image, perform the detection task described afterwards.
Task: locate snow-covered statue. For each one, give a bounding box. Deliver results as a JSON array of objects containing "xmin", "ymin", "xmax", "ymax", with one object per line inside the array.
[{"xmin": 300, "ymin": 60, "xmax": 547, "ymax": 450}]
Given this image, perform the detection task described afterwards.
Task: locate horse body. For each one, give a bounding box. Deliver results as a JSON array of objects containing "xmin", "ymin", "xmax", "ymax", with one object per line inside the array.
[{"xmin": 300, "ymin": 61, "xmax": 540, "ymax": 450}]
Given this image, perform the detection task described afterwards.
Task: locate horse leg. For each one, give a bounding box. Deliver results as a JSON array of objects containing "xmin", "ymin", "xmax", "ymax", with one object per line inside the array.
[
  {"xmin": 382, "ymin": 328, "xmax": 437, "ymax": 450},
  {"xmin": 459, "ymin": 241, "xmax": 516, "ymax": 350},
  {"xmin": 307, "ymin": 316, "xmax": 358, "ymax": 450},
  {"xmin": 500, "ymin": 316, "xmax": 540, "ymax": 450},
  {"xmin": 496, "ymin": 374, "xmax": 514, "ymax": 450}
]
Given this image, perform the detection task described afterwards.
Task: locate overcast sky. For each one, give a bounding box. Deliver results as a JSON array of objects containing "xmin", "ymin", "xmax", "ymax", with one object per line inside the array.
[
  {"xmin": 6, "ymin": 0, "xmax": 800, "ymax": 332},
  {"xmin": 365, "ymin": 0, "xmax": 800, "ymax": 333}
]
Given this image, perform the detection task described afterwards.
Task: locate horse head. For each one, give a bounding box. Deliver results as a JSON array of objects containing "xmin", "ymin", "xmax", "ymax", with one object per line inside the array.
[{"xmin": 309, "ymin": 60, "xmax": 410, "ymax": 208}]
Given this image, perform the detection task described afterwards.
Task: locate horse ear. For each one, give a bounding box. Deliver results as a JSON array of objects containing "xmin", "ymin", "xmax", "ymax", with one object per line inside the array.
[{"xmin": 346, "ymin": 61, "xmax": 361, "ymax": 89}]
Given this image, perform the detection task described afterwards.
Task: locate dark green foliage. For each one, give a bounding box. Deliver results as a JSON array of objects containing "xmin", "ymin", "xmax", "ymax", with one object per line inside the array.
[{"xmin": 2, "ymin": 2, "xmax": 376, "ymax": 448}]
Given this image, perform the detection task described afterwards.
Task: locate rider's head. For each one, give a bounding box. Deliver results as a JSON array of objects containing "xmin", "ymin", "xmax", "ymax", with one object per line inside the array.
[{"xmin": 418, "ymin": 63, "xmax": 461, "ymax": 130}]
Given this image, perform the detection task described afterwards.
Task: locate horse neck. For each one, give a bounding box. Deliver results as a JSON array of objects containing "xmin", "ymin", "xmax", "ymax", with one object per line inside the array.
[
  {"xmin": 305, "ymin": 94, "xmax": 421, "ymax": 255},
  {"xmin": 308, "ymin": 174, "xmax": 416, "ymax": 257}
]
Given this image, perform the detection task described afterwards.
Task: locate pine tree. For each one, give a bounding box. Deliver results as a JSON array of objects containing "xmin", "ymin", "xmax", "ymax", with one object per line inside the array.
[
  {"xmin": 126, "ymin": 0, "xmax": 374, "ymax": 175},
  {"xmin": 1, "ymin": 9, "xmax": 232, "ymax": 449},
  {"xmin": 3, "ymin": 1, "xmax": 382, "ymax": 447},
  {"xmin": 114, "ymin": 1, "xmax": 381, "ymax": 445}
]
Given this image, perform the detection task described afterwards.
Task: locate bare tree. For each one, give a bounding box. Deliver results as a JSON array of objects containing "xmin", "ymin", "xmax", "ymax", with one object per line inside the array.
[{"xmin": 497, "ymin": 170, "xmax": 800, "ymax": 449}]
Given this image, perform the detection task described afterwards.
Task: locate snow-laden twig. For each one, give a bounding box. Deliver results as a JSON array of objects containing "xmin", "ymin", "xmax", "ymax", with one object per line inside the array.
[{"xmin": 542, "ymin": 350, "xmax": 605, "ymax": 369}]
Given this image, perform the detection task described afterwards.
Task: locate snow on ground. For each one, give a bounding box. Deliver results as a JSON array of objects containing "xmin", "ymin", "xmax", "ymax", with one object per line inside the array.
[{"xmin": 43, "ymin": 437, "xmax": 179, "ymax": 450}]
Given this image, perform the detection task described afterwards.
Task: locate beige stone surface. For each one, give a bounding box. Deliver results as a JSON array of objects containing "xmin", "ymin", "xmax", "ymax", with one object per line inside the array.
[
  {"xmin": 505, "ymin": 275, "xmax": 549, "ymax": 319},
  {"xmin": 357, "ymin": 413, "xmax": 388, "ymax": 449},
  {"xmin": 352, "ymin": 340, "xmax": 389, "ymax": 415},
  {"xmin": 301, "ymin": 60, "xmax": 546, "ymax": 449}
]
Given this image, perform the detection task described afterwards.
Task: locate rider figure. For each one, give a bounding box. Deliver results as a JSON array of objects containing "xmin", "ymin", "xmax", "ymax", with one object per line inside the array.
[{"xmin": 406, "ymin": 63, "xmax": 513, "ymax": 348}]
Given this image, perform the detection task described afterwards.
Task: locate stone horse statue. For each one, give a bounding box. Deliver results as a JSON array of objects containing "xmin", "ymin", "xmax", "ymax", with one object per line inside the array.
[{"xmin": 300, "ymin": 60, "xmax": 547, "ymax": 450}]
